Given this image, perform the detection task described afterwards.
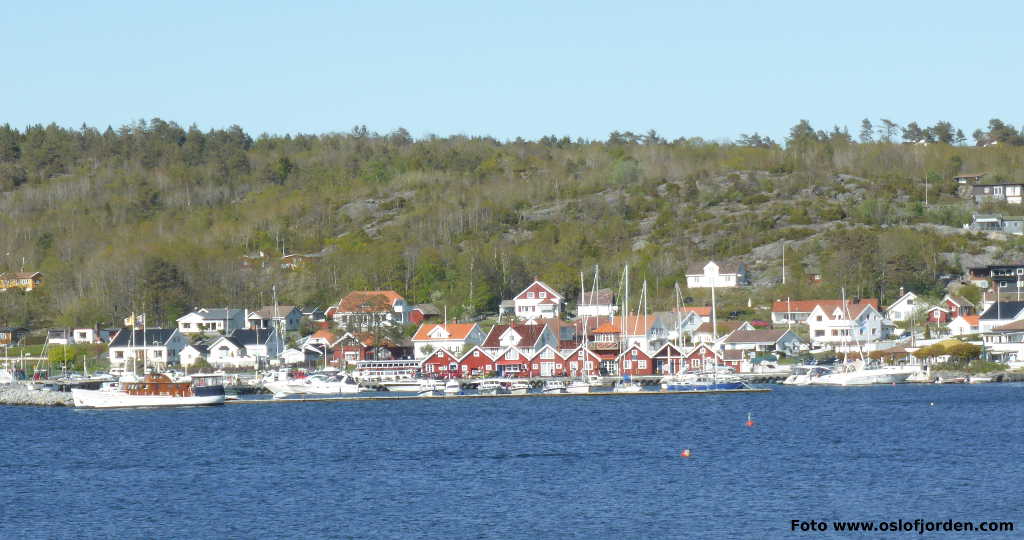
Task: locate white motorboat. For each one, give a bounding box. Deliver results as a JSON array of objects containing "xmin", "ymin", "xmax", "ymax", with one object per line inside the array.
[
  {"xmin": 416, "ymin": 379, "xmax": 445, "ymax": 396},
  {"xmin": 565, "ymin": 380, "xmax": 591, "ymax": 394},
  {"xmin": 263, "ymin": 370, "xmax": 360, "ymax": 396},
  {"xmin": 508, "ymin": 381, "xmax": 530, "ymax": 395},
  {"xmin": 0, "ymin": 368, "xmax": 15, "ymax": 385},
  {"xmin": 477, "ymin": 380, "xmax": 503, "ymax": 395},
  {"xmin": 905, "ymin": 368, "xmax": 932, "ymax": 383},
  {"xmin": 782, "ymin": 365, "xmax": 832, "ymax": 385},
  {"xmin": 809, "ymin": 362, "xmax": 916, "ymax": 386},
  {"xmin": 443, "ymin": 379, "xmax": 461, "ymax": 396},
  {"xmin": 968, "ymin": 375, "xmax": 993, "ymax": 384},
  {"xmin": 612, "ymin": 380, "xmax": 643, "ymax": 393},
  {"xmin": 71, "ymin": 374, "xmax": 225, "ymax": 409},
  {"xmin": 542, "ymin": 380, "xmax": 566, "ymax": 394},
  {"xmin": 381, "ymin": 378, "xmax": 429, "ymax": 393}
]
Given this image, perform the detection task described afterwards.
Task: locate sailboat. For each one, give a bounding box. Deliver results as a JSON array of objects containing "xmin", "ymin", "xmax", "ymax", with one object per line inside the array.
[
  {"xmin": 809, "ymin": 290, "xmax": 915, "ymax": 386},
  {"xmin": 567, "ymin": 267, "xmax": 601, "ymax": 394}
]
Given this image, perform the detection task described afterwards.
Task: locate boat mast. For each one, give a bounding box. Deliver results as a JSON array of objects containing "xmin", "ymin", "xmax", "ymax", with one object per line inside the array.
[{"xmin": 711, "ymin": 283, "xmax": 718, "ymax": 382}]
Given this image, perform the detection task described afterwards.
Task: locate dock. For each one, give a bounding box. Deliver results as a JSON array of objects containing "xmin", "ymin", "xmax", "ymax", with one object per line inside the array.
[{"xmin": 228, "ymin": 387, "xmax": 772, "ymax": 405}]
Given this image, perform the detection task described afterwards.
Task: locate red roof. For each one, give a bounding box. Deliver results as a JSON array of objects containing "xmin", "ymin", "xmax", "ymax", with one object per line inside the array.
[
  {"xmin": 957, "ymin": 315, "xmax": 980, "ymax": 326},
  {"xmin": 592, "ymin": 322, "xmax": 620, "ymax": 334},
  {"xmin": 412, "ymin": 323, "xmax": 478, "ymax": 341},
  {"xmin": 337, "ymin": 291, "xmax": 405, "ymax": 312},
  {"xmin": 674, "ymin": 306, "xmax": 712, "ymax": 316},
  {"xmin": 310, "ymin": 330, "xmax": 338, "ymax": 342}
]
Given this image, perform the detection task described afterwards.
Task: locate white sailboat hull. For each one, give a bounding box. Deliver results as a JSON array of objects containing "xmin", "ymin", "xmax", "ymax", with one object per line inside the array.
[
  {"xmin": 71, "ymin": 388, "xmax": 224, "ymax": 409},
  {"xmin": 810, "ymin": 368, "xmax": 914, "ymax": 386}
]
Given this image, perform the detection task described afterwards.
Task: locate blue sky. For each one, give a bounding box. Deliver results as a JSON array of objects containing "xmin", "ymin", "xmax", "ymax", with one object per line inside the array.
[{"xmin": 2, "ymin": 1, "xmax": 1020, "ymax": 142}]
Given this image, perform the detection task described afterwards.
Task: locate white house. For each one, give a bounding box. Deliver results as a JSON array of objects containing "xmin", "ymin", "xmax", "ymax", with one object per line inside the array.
[
  {"xmin": 977, "ymin": 301, "xmax": 1024, "ymax": 333},
  {"xmin": 722, "ymin": 329, "xmax": 805, "ymax": 358},
  {"xmin": 481, "ymin": 323, "xmax": 558, "ymax": 357},
  {"xmin": 511, "ymin": 280, "xmax": 563, "ymax": 320},
  {"xmin": 411, "ymin": 322, "xmax": 486, "ymax": 362},
  {"xmin": 176, "ymin": 308, "xmax": 246, "ymax": 335},
  {"xmin": 331, "ymin": 291, "xmax": 409, "ymax": 329},
  {"xmin": 207, "ymin": 328, "xmax": 283, "ymax": 369},
  {"xmin": 247, "ymin": 305, "xmax": 303, "ymax": 332},
  {"xmin": 108, "ymin": 328, "xmax": 188, "ymax": 371},
  {"xmin": 47, "ymin": 328, "xmax": 111, "ymax": 345},
  {"xmin": 577, "ymin": 288, "xmax": 617, "ymax": 318},
  {"xmin": 179, "ymin": 343, "xmax": 209, "ymax": 368},
  {"xmin": 685, "ymin": 261, "xmax": 749, "ymax": 289},
  {"xmin": 806, "ymin": 299, "xmax": 888, "ymax": 346},
  {"xmin": 947, "ymin": 315, "xmax": 980, "ymax": 337},
  {"xmin": 885, "ymin": 291, "xmax": 919, "ymax": 323}
]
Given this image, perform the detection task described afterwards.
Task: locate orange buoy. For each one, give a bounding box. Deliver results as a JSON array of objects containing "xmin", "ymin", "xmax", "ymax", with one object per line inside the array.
[
  {"xmin": 680, "ymin": 449, "xmax": 691, "ymax": 458},
  {"xmin": 745, "ymin": 412, "xmax": 754, "ymax": 427}
]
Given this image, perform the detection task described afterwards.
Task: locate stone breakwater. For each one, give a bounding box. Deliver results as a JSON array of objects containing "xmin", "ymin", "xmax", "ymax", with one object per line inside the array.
[{"xmin": 0, "ymin": 384, "xmax": 73, "ymax": 406}]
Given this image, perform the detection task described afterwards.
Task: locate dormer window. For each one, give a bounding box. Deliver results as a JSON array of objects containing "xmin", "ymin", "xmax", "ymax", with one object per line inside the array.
[
  {"xmin": 528, "ymin": 292, "xmax": 535, "ymax": 299},
  {"xmin": 539, "ymin": 292, "xmax": 547, "ymax": 299}
]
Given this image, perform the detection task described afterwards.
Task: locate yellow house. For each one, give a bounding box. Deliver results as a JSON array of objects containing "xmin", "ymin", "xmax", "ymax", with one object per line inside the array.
[{"xmin": 0, "ymin": 272, "xmax": 43, "ymax": 292}]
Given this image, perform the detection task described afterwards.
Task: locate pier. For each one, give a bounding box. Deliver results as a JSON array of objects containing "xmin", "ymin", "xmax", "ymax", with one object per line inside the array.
[{"xmin": 228, "ymin": 387, "xmax": 773, "ymax": 405}]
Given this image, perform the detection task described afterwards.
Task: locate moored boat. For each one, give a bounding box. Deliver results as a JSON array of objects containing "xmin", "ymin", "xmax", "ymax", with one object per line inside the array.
[
  {"xmin": 71, "ymin": 373, "xmax": 225, "ymax": 409},
  {"xmin": 967, "ymin": 375, "xmax": 993, "ymax": 384},
  {"xmin": 507, "ymin": 381, "xmax": 530, "ymax": 395},
  {"xmin": 541, "ymin": 380, "xmax": 566, "ymax": 394},
  {"xmin": 662, "ymin": 373, "xmax": 746, "ymax": 391},
  {"xmin": 416, "ymin": 379, "xmax": 445, "ymax": 396},
  {"xmin": 443, "ymin": 379, "xmax": 461, "ymax": 396},
  {"xmin": 263, "ymin": 370, "xmax": 360, "ymax": 396},
  {"xmin": 477, "ymin": 379, "xmax": 503, "ymax": 395}
]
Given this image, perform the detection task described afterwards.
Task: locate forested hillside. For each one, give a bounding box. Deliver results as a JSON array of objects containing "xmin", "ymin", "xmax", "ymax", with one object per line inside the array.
[{"xmin": 3, "ymin": 118, "xmax": 1024, "ymax": 329}]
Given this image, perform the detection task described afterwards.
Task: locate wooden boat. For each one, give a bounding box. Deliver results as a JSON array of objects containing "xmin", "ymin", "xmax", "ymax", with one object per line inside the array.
[{"xmin": 71, "ymin": 373, "xmax": 225, "ymax": 408}]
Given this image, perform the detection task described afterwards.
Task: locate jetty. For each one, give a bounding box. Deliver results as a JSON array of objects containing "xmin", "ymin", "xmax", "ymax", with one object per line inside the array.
[
  {"xmin": 228, "ymin": 387, "xmax": 772, "ymax": 405},
  {"xmin": 0, "ymin": 384, "xmax": 72, "ymax": 406}
]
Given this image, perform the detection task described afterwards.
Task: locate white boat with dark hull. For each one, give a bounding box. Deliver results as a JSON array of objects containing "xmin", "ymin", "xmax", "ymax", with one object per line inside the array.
[
  {"xmin": 71, "ymin": 373, "xmax": 225, "ymax": 409},
  {"xmin": 262, "ymin": 370, "xmax": 360, "ymax": 396},
  {"xmin": 542, "ymin": 380, "xmax": 566, "ymax": 394},
  {"xmin": 477, "ymin": 380, "xmax": 504, "ymax": 395}
]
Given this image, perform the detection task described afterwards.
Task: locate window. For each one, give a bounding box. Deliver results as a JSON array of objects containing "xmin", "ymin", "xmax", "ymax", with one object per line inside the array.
[
  {"xmin": 623, "ymin": 359, "xmax": 632, "ymax": 369},
  {"xmin": 528, "ymin": 292, "xmax": 535, "ymax": 299},
  {"xmin": 115, "ymin": 351, "xmax": 123, "ymax": 359},
  {"xmin": 473, "ymin": 351, "xmax": 479, "ymax": 357},
  {"xmin": 578, "ymin": 351, "xmax": 584, "ymax": 358},
  {"xmin": 631, "ymin": 349, "xmax": 638, "ymax": 358},
  {"xmin": 816, "ymin": 316, "xmax": 822, "ymax": 321},
  {"xmin": 541, "ymin": 349, "xmax": 554, "ymax": 359},
  {"xmin": 585, "ymin": 361, "xmax": 593, "ymax": 370},
  {"xmin": 638, "ymin": 360, "xmax": 647, "ymax": 369},
  {"xmin": 570, "ymin": 361, "xmax": 579, "ymax": 370},
  {"xmin": 532, "ymin": 363, "xmax": 538, "ymax": 369}
]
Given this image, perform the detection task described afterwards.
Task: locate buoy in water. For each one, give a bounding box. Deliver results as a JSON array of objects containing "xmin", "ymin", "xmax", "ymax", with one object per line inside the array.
[
  {"xmin": 929, "ymin": 402, "xmax": 934, "ymax": 406},
  {"xmin": 680, "ymin": 449, "xmax": 691, "ymax": 458},
  {"xmin": 745, "ymin": 412, "xmax": 754, "ymax": 427}
]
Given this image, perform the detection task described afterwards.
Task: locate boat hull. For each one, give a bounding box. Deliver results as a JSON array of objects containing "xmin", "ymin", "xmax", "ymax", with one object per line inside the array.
[
  {"xmin": 263, "ymin": 380, "xmax": 360, "ymax": 396},
  {"xmin": 72, "ymin": 388, "xmax": 225, "ymax": 409},
  {"xmin": 565, "ymin": 384, "xmax": 590, "ymax": 394}
]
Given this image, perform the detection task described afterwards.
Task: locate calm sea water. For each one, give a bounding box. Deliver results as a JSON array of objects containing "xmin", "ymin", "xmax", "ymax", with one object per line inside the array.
[{"xmin": 2, "ymin": 384, "xmax": 1022, "ymax": 539}]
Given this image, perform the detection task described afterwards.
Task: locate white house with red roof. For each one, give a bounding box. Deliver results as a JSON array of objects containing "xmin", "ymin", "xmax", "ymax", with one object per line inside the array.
[
  {"xmin": 331, "ymin": 290, "xmax": 409, "ymax": 329},
  {"xmin": 411, "ymin": 322, "xmax": 485, "ymax": 362},
  {"xmin": 512, "ymin": 279, "xmax": 563, "ymax": 320},
  {"xmin": 805, "ymin": 299, "xmax": 888, "ymax": 346},
  {"xmin": 947, "ymin": 315, "xmax": 980, "ymax": 336}
]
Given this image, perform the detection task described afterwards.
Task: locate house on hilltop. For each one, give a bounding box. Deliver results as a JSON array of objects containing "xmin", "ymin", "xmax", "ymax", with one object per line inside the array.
[
  {"xmin": 685, "ymin": 261, "xmax": 749, "ymax": 289},
  {"xmin": 511, "ymin": 279, "xmax": 564, "ymax": 320}
]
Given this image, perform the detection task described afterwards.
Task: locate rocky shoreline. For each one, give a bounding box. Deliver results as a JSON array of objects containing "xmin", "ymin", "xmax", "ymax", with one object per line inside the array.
[{"xmin": 0, "ymin": 384, "xmax": 73, "ymax": 406}]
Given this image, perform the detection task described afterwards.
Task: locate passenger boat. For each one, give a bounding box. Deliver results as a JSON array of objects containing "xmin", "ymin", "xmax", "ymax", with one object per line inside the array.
[
  {"xmin": 71, "ymin": 373, "xmax": 225, "ymax": 409},
  {"xmin": 507, "ymin": 381, "xmax": 530, "ymax": 395},
  {"xmin": 262, "ymin": 370, "xmax": 360, "ymax": 396},
  {"xmin": 541, "ymin": 380, "xmax": 566, "ymax": 394}
]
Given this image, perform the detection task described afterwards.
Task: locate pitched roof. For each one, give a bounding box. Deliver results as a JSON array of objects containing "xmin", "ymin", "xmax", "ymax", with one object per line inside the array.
[
  {"xmin": 686, "ymin": 260, "xmax": 743, "ymax": 275},
  {"xmin": 591, "ymin": 322, "xmax": 621, "ymax": 334},
  {"xmin": 412, "ymin": 323, "xmax": 479, "ymax": 341},
  {"xmin": 693, "ymin": 321, "xmax": 746, "ymax": 335},
  {"xmin": 481, "ymin": 324, "xmax": 548, "ymax": 348},
  {"xmin": 179, "ymin": 307, "xmax": 245, "ymax": 321},
  {"xmin": 412, "ymin": 303, "xmax": 441, "ymax": 316},
  {"xmin": 944, "ymin": 294, "xmax": 974, "ymax": 307},
  {"xmin": 0, "ymin": 272, "xmax": 41, "ymax": 279},
  {"xmin": 674, "ymin": 306, "xmax": 712, "ymax": 316},
  {"xmin": 953, "ymin": 315, "xmax": 980, "ymax": 326},
  {"xmin": 979, "ymin": 301, "xmax": 1024, "ymax": 320},
  {"xmin": 992, "ymin": 319, "xmax": 1024, "ymax": 332},
  {"xmin": 723, "ymin": 329, "xmax": 792, "ymax": 344},
  {"xmin": 579, "ymin": 288, "xmax": 615, "ymax": 306},
  {"xmin": 771, "ymin": 299, "xmax": 879, "ymax": 317},
  {"xmin": 249, "ymin": 306, "xmax": 299, "ymax": 319},
  {"xmin": 310, "ymin": 329, "xmax": 339, "ymax": 342},
  {"xmin": 110, "ymin": 329, "xmax": 177, "ymax": 347},
  {"xmin": 229, "ymin": 328, "xmax": 275, "ymax": 345},
  {"xmin": 337, "ymin": 291, "xmax": 404, "ymax": 312},
  {"xmin": 514, "ymin": 280, "xmax": 562, "ymax": 300}
]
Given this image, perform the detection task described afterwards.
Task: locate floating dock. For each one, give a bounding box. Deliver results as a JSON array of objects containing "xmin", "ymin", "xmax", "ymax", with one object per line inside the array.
[{"xmin": 228, "ymin": 387, "xmax": 772, "ymax": 405}]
